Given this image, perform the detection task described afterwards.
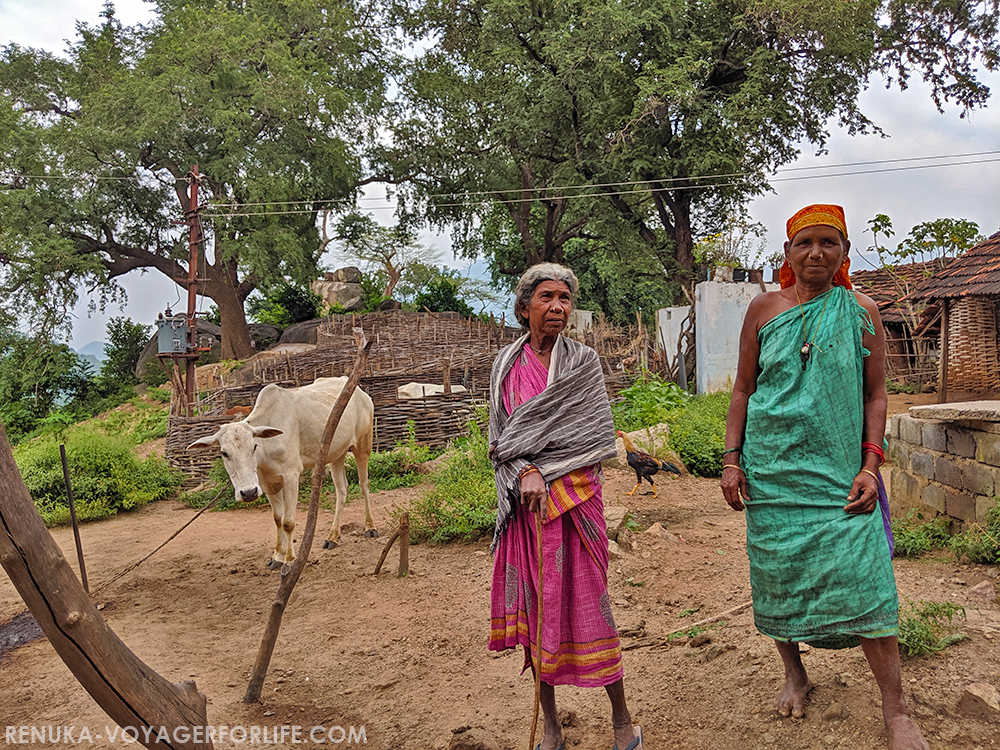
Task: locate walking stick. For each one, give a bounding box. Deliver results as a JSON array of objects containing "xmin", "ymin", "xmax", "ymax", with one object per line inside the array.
[{"xmin": 529, "ymin": 504, "xmax": 544, "ymax": 750}]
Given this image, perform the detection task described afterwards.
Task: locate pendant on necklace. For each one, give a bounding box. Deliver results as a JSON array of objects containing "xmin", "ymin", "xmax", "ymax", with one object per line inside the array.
[{"xmin": 800, "ymin": 342, "xmax": 811, "ymax": 370}]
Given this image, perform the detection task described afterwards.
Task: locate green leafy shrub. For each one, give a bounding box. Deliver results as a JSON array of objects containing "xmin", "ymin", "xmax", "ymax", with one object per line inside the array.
[
  {"xmin": 897, "ymin": 599, "xmax": 967, "ymax": 657},
  {"xmin": 14, "ymin": 432, "xmax": 181, "ymax": 526},
  {"xmin": 948, "ymin": 502, "xmax": 1000, "ymax": 563},
  {"xmin": 666, "ymin": 392, "xmax": 731, "ymax": 477},
  {"xmin": 612, "ymin": 373, "xmax": 689, "ymax": 432},
  {"xmin": 891, "ymin": 509, "xmax": 951, "ymax": 557},
  {"xmin": 886, "ymin": 378, "xmax": 921, "ymax": 395},
  {"xmin": 396, "ymin": 419, "xmax": 496, "ymax": 543},
  {"xmin": 344, "ymin": 422, "xmax": 440, "ymax": 496},
  {"xmin": 145, "ymin": 387, "xmax": 171, "ymax": 403}
]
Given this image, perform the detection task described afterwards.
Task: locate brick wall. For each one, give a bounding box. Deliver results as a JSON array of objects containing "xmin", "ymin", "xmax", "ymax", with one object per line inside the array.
[{"xmin": 887, "ymin": 413, "xmax": 1000, "ymax": 525}]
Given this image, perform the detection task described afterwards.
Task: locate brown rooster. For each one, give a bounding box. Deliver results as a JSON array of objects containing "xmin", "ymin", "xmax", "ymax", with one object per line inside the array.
[{"xmin": 616, "ymin": 430, "xmax": 681, "ymax": 498}]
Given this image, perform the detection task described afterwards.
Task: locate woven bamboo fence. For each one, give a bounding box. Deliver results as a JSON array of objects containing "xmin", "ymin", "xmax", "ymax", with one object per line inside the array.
[
  {"xmin": 945, "ymin": 297, "xmax": 1000, "ymax": 392},
  {"xmin": 166, "ymin": 310, "xmax": 643, "ymax": 484}
]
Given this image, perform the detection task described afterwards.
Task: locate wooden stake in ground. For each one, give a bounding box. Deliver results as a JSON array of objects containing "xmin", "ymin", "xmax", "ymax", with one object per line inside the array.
[
  {"xmin": 60, "ymin": 443, "xmax": 89, "ymax": 593},
  {"xmin": 372, "ymin": 514, "xmax": 410, "ymax": 577},
  {"xmin": 0, "ymin": 424, "xmax": 213, "ymax": 749},
  {"xmin": 244, "ymin": 332, "xmax": 373, "ymax": 704}
]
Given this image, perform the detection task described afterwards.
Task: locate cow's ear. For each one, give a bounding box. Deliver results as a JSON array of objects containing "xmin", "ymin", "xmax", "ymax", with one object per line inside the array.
[
  {"xmin": 253, "ymin": 426, "xmax": 284, "ymax": 439},
  {"xmin": 188, "ymin": 432, "xmax": 221, "ymax": 450}
]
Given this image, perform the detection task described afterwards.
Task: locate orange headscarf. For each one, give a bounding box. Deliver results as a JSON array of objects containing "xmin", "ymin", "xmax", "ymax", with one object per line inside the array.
[{"xmin": 779, "ymin": 204, "xmax": 852, "ymax": 290}]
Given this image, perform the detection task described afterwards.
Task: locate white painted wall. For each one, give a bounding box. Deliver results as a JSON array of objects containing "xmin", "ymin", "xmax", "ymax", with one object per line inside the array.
[
  {"xmin": 655, "ymin": 306, "xmax": 689, "ymax": 361},
  {"xmin": 695, "ymin": 280, "xmax": 778, "ymax": 394}
]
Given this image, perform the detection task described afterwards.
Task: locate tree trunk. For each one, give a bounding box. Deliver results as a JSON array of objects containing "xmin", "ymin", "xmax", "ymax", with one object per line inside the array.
[
  {"xmin": 204, "ymin": 253, "xmax": 255, "ymax": 360},
  {"xmin": 0, "ymin": 423, "xmax": 213, "ymax": 748}
]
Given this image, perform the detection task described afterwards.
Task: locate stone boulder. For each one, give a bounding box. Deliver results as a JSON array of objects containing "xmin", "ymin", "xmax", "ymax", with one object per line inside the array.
[
  {"xmin": 311, "ymin": 279, "xmax": 364, "ymax": 311},
  {"xmin": 378, "ymin": 298, "xmax": 402, "ymax": 311},
  {"xmin": 279, "ymin": 319, "xmax": 324, "ymax": 344},
  {"xmin": 323, "ymin": 266, "xmax": 362, "ymax": 284}
]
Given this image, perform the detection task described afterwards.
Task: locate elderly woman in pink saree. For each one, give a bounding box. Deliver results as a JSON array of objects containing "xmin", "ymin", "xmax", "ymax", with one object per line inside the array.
[{"xmin": 488, "ymin": 263, "xmax": 642, "ymax": 750}]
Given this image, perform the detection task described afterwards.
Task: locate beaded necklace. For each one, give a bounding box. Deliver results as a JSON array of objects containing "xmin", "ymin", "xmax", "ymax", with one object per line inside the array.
[{"xmin": 795, "ymin": 286, "xmax": 831, "ymax": 370}]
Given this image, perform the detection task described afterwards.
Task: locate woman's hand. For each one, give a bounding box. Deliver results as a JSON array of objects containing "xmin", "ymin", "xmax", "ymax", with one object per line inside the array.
[
  {"xmin": 519, "ymin": 467, "xmax": 546, "ymax": 514},
  {"xmin": 844, "ymin": 470, "xmax": 879, "ymax": 514},
  {"xmin": 721, "ymin": 465, "xmax": 749, "ymax": 511}
]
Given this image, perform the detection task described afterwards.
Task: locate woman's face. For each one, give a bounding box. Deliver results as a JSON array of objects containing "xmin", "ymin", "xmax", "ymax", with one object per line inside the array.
[
  {"xmin": 783, "ymin": 224, "xmax": 850, "ymax": 285},
  {"xmin": 522, "ymin": 279, "xmax": 572, "ymax": 337}
]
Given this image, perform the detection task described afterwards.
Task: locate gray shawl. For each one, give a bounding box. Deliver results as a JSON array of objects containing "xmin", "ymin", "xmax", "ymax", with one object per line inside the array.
[{"xmin": 489, "ymin": 333, "xmax": 617, "ymax": 551}]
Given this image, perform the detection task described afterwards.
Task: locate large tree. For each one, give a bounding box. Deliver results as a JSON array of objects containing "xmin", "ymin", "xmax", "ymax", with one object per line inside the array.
[
  {"xmin": 392, "ymin": 0, "xmax": 998, "ymax": 307},
  {"xmin": 0, "ymin": 0, "xmax": 396, "ymax": 358}
]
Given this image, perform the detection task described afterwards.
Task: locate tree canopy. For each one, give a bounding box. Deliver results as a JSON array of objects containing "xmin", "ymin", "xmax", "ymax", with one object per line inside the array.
[
  {"xmin": 0, "ymin": 0, "xmax": 396, "ymax": 357},
  {"xmin": 391, "ymin": 0, "xmax": 998, "ymax": 309}
]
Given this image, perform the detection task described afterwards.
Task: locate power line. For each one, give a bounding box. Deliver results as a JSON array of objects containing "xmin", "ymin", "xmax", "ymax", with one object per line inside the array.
[
  {"xmin": 4, "ymin": 149, "xmax": 998, "ymax": 211},
  {"xmin": 202, "ymin": 155, "xmax": 1000, "ymax": 217}
]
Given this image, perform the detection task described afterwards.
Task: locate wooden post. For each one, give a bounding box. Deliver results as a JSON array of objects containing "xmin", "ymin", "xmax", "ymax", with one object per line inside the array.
[
  {"xmin": 244, "ymin": 332, "xmax": 372, "ymax": 704},
  {"xmin": 939, "ymin": 298, "xmax": 950, "ymax": 404},
  {"xmin": 0, "ymin": 425, "xmax": 212, "ymax": 748},
  {"xmin": 59, "ymin": 444, "xmax": 88, "ymax": 593},
  {"xmin": 398, "ymin": 514, "xmax": 409, "ymax": 577},
  {"xmin": 443, "ymin": 357, "xmax": 452, "ymax": 394}
]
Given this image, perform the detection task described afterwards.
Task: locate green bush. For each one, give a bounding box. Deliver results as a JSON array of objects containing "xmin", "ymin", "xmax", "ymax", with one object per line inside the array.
[
  {"xmin": 611, "ymin": 373, "xmax": 689, "ymax": 432},
  {"xmin": 891, "ymin": 509, "xmax": 951, "ymax": 557},
  {"xmin": 897, "ymin": 599, "xmax": 967, "ymax": 657},
  {"xmin": 666, "ymin": 392, "xmax": 731, "ymax": 477},
  {"xmin": 948, "ymin": 502, "xmax": 1000, "ymax": 563},
  {"xmin": 344, "ymin": 422, "xmax": 440, "ymax": 496},
  {"xmin": 14, "ymin": 431, "xmax": 181, "ymax": 526},
  {"xmin": 395, "ymin": 418, "xmax": 497, "ymax": 543}
]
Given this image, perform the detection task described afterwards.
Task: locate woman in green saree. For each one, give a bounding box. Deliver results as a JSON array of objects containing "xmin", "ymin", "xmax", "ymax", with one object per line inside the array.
[{"xmin": 721, "ymin": 204, "xmax": 928, "ymax": 750}]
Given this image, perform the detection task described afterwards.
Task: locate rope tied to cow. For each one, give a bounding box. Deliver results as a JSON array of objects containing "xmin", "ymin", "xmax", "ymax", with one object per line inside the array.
[{"xmin": 89, "ymin": 486, "xmax": 227, "ymax": 596}]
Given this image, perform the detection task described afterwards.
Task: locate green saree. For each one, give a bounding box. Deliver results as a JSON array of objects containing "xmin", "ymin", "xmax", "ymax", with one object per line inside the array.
[{"xmin": 742, "ymin": 286, "xmax": 897, "ymax": 649}]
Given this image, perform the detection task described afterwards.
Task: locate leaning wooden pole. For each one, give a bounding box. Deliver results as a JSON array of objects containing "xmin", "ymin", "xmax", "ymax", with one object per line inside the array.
[
  {"xmin": 244, "ymin": 331, "xmax": 373, "ymax": 703},
  {"xmin": 0, "ymin": 423, "xmax": 212, "ymax": 749}
]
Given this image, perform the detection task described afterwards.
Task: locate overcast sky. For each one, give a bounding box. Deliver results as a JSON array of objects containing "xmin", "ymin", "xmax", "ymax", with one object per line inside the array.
[{"xmin": 3, "ymin": 0, "xmax": 998, "ymax": 347}]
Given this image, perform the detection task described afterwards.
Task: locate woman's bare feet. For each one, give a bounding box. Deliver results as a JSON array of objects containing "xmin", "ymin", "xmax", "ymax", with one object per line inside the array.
[
  {"xmin": 773, "ymin": 639, "xmax": 813, "ymax": 718},
  {"xmin": 886, "ymin": 713, "xmax": 929, "ymax": 750},
  {"xmin": 774, "ymin": 673, "xmax": 814, "ymax": 718}
]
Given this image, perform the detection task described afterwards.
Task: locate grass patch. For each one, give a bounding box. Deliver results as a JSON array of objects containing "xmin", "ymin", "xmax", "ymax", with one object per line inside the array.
[
  {"xmin": 891, "ymin": 509, "xmax": 951, "ymax": 557},
  {"xmin": 897, "ymin": 599, "xmax": 968, "ymax": 657},
  {"xmin": 14, "ymin": 430, "xmax": 181, "ymax": 526},
  {"xmin": 664, "ymin": 392, "xmax": 731, "ymax": 477},
  {"xmin": 886, "ymin": 379, "xmax": 922, "ymax": 395},
  {"xmin": 948, "ymin": 502, "xmax": 1000, "ymax": 564},
  {"xmin": 393, "ymin": 415, "xmax": 497, "ymax": 544},
  {"xmin": 668, "ymin": 620, "xmax": 727, "ymax": 642}
]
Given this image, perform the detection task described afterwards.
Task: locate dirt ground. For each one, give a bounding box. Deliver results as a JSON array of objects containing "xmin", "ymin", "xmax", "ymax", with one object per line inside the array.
[{"xmin": 2, "ymin": 392, "xmax": 999, "ymax": 750}]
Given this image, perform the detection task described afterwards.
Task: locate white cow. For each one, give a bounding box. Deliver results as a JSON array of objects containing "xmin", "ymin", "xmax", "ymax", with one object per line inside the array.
[{"xmin": 188, "ymin": 377, "xmax": 376, "ymax": 570}]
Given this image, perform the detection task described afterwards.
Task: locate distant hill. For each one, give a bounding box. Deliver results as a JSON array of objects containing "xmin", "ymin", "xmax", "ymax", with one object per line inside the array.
[
  {"xmin": 71, "ymin": 341, "xmax": 105, "ymax": 372},
  {"xmin": 77, "ymin": 341, "xmax": 107, "ymax": 361}
]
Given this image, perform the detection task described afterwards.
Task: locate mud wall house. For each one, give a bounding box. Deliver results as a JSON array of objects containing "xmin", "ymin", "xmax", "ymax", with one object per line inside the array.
[
  {"xmin": 901, "ymin": 230, "xmax": 1000, "ymax": 401},
  {"xmin": 851, "ymin": 260, "xmax": 951, "ymax": 386}
]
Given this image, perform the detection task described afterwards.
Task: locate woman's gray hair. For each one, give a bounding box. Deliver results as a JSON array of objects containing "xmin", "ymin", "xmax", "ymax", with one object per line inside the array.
[{"xmin": 513, "ymin": 262, "xmax": 579, "ymax": 326}]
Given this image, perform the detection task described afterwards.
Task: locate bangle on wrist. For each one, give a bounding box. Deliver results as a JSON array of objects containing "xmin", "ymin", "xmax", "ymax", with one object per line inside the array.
[
  {"xmin": 518, "ymin": 464, "xmax": 539, "ymax": 481},
  {"xmin": 722, "ymin": 464, "xmax": 744, "ymax": 474},
  {"xmin": 722, "ymin": 447, "xmax": 742, "ymax": 455},
  {"xmin": 860, "ymin": 468, "xmax": 879, "ymax": 481}
]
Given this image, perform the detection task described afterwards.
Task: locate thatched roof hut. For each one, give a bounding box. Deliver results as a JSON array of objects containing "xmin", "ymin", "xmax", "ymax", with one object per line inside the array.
[
  {"xmin": 851, "ymin": 260, "xmax": 950, "ymax": 384},
  {"xmin": 904, "ymin": 230, "xmax": 1000, "ymax": 400}
]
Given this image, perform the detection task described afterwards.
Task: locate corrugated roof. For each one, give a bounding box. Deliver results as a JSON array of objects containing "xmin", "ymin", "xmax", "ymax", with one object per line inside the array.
[
  {"xmin": 905, "ymin": 230, "xmax": 1000, "ymax": 301},
  {"xmin": 851, "ymin": 260, "xmax": 949, "ymax": 324}
]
